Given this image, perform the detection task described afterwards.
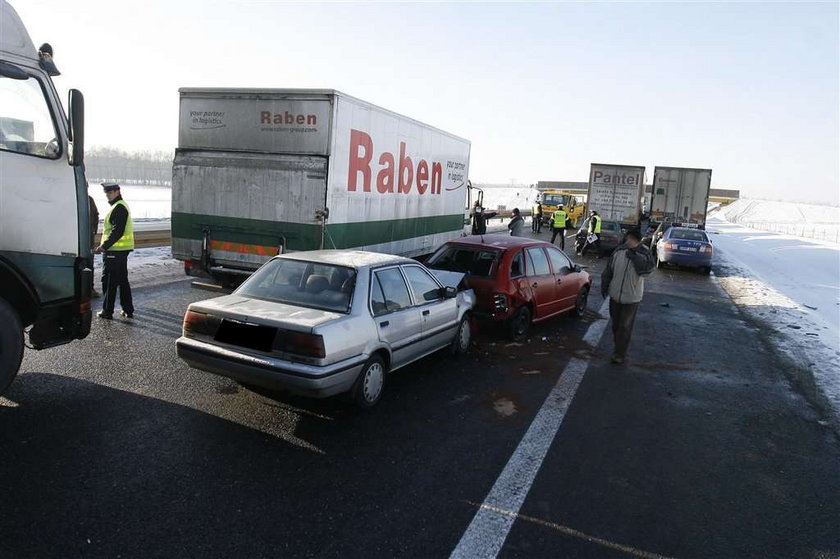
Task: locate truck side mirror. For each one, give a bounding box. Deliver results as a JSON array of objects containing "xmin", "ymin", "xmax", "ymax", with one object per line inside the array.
[{"xmin": 68, "ymin": 89, "xmax": 84, "ymax": 166}]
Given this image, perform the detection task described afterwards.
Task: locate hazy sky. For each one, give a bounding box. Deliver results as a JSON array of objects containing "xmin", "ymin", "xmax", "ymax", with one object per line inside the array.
[{"xmin": 14, "ymin": 0, "xmax": 840, "ymax": 204}]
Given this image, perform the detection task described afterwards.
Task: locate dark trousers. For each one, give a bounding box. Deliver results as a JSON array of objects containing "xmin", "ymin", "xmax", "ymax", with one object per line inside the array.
[
  {"xmin": 532, "ymin": 216, "xmax": 541, "ymax": 233},
  {"xmin": 102, "ymin": 251, "xmax": 133, "ymax": 316},
  {"xmin": 609, "ymin": 299, "xmax": 639, "ymax": 358},
  {"xmin": 550, "ymin": 226, "xmax": 565, "ymax": 250}
]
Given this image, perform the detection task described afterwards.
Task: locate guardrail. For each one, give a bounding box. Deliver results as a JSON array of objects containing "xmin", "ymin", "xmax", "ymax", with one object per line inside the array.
[
  {"xmin": 94, "ymin": 230, "xmax": 171, "ymax": 248},
  {"xmin": 736, "ymin": 221, "xmax": 840, "ymax": 244},
  {"xmin": 95, "ymin": 216, "xmax": 539, "ymax": 250}
]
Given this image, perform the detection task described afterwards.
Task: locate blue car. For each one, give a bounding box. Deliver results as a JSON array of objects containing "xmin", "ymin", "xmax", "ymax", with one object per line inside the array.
[{"xmin": 655, "ymin": 227, "xmax": 713, "ymax": 274}]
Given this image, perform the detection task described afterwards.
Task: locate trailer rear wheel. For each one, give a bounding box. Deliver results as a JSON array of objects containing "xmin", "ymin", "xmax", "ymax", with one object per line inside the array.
[{"xmin": 0, "ymin": 298, "xmax": 24, "ymax": 396}]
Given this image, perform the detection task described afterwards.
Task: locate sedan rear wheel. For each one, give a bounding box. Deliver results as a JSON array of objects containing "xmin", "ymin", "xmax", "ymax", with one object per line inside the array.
[
  {"xmin": 508, "ymin": 305, "xmax": 531, "ymax": 342},
  {"xmin": 352, "ymin": 355, "xmax": 386, "ymax": 408}
]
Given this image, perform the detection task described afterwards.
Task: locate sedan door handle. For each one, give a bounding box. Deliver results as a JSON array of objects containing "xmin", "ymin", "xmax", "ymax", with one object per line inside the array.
[
  {"xmin": 379, "ymin": 321, "xmax": 390, "ymax": 327},
  {"xmin": 422, "ymin": 310, "xmax": 430, "ymax": 316}
]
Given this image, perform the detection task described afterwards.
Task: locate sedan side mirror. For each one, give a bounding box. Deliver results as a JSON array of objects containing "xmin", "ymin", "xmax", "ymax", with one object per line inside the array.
[
  {"xmin": 573, "ymin": 264, "xmax": 582, "ymax": 273},
  {"xmin": 442, "ymin": 286, "xmax": 457, "ymax": 299}
]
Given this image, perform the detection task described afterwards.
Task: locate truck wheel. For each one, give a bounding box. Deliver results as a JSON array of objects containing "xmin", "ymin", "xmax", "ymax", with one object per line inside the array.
[
  {"xmin": 508, "ymin": 306, "xmax": 531, "ymax": 342},
  {"xmin": 450, "ymin": 314, "xmax": 472, "ymax": 357},
  {"xmin": 0, "ymin": 298, "xmax": 24, "ymax": 396},
  {"xmin": 352, "ymin": 355, "xmax": 387, "ymax": 408}
]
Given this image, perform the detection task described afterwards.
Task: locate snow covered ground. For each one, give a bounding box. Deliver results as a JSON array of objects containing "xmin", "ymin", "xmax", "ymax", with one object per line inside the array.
[
  {"xmin": 474, "ymin": 184, "xmax": 540, "ymax": 213},
  {"xmin": 706, "ymin": 211, "xmax": 840, "ymax": 427},
  {"xmin": 90, "ymin": 183, "xmax": 170, "ymax": 221},
  {"xmin": 720, "ymin": 198, "xmax": 840, "ymax": 244}
]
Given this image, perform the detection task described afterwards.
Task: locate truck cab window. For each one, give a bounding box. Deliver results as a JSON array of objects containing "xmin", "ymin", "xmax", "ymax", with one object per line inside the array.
[{"xmin": 0, "ymin": 73, "xmax": 60, "ymax": 159}]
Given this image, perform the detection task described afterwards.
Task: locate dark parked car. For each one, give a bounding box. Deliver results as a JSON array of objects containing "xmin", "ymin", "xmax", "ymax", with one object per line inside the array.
[
  {"xmin": 425, "ymin": 235, "xmax": 591, "ymax": 341},
  {"xmin": 655, "ymin": 227, "xmax": 713, "ymax": 274},
  {"xmin": 574, "ymin": 217, "xmax": 623, "ymax": 256}
]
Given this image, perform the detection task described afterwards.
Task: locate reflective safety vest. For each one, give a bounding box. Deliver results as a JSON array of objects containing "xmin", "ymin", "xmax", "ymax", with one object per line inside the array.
[
  {"xmin": 590, "ymin": 215, "xmax": 601, "ymax": 234},
  {"xmin": 103, "ymin": 199, "xmax": 135, "ymax": 251},
  {"xmin": 532, "ymin": 204, "xmax": 540, "ymax": 218},
  {"xmin": 553, "ymin": 209, "xmax": 567, "ymax": 228}
]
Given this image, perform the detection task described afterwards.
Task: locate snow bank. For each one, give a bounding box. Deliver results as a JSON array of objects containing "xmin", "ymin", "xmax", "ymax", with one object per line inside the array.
[
  {"xmin": 709, "ymin": 216, "xmax": 840, "ymax": 431},
  {"xmin": 717, "ymin": 199, "xmax": 840, "ymax": 244}
]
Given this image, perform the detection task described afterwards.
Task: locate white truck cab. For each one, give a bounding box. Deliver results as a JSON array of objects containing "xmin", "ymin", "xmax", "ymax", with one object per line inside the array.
[{"xmin": 0, "ymin": 0, "xmax": 91, "ymax": 394}]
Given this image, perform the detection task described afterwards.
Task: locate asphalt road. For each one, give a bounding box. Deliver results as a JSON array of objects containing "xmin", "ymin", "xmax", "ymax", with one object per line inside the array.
[{"xmin": 2, "ymin": 236, "xmax": 838, "ymax": 558}]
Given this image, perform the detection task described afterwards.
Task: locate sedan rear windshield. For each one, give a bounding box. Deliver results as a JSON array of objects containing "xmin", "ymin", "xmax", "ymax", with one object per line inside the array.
[
  {"xmin": 426, "ymin": 245, "xmax": 500, "ymax": 278},
  {"xmin": 237, "ymin": 258, "xmax": 356, "ymax": 313},
  {"xmin": 669, "ymin": 229, "xmax": 709, "ymax": 242}
]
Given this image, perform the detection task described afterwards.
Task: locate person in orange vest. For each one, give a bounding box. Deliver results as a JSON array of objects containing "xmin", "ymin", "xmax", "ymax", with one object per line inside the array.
[{"xmin": 95, "ymin": 183, "xmax": 135, "ymax": 320}]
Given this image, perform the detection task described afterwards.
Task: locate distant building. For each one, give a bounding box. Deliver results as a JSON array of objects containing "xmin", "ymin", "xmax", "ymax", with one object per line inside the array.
[
  {"xmin": 537, "ymin": 181, "xmax": 588, "ymax": 192},
  {"xmin": 709, "ymin": 188, "xmax": 740, "ymax": 202}
]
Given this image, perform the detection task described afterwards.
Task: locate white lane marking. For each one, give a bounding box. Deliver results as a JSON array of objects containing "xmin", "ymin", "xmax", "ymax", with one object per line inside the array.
[
  {"xmin": 451, "ymin": 297, "xmax": 611, "ymax": 559},
  {"xmin": 463, "ymin": 502, "xmax": 674, "ymax": 559}
]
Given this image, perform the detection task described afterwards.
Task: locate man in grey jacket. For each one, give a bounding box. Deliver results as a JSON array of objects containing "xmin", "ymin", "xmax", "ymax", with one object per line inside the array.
[
  {"xmin": 601, "ymin": 229, "xmax": 654, "ymax": 364},
  {"xmin": 508, "ymin": 208, "xmax": 525, "ymax": 237}
]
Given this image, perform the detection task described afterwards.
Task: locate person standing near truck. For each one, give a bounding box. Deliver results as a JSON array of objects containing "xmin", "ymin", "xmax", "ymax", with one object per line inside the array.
[
  {"xmin": 600, "ymin": 229, "xmax": 654, "ymax": 364},
  {"xmin": 583, "ymin": 210, "xmax": 602, "ymax": 255},
  {"xmin": 531, "ymin": 200, "xmax": 543, "ymax": 233},
  {"xmin": 87, "ymin": 191, "xmax": 100, "ymax": 298},
  {"xmin": 550, "ymin": 206, "xmax": 568, "ymax": 250},
  {"xmin": 95, "ymin": 182, "xmax": 135, "ymax": 320},
  {"xmin": 508, "ymin": 208, "xmax": 525, "ymax": 237}
]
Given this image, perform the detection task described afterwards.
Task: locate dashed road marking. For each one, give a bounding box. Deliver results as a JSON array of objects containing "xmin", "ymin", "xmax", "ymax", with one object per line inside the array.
[{"xmin": 451, "ymin": 297, "xmax": 611, "ymax": 558}]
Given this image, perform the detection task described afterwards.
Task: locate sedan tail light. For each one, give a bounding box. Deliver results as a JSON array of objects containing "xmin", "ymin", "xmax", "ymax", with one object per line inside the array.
[
  {"xmin": 274, "ymin": 331, "xmax": 326, "ymax": 359},
  {"xmin": 663, "ymin": 243, "xmax": 676, "ymax": 250},
  {"xmin": 183, "ymin": 310, "xmax": 222, "ymax": 337},
  {"xmin": 699, "ymin": 245, "xmax": 713, "ymax": 254}
]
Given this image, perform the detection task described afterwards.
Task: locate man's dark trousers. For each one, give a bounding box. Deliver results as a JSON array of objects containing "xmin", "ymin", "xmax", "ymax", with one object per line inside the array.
[
  {"xmin": 551, "ymin": 226, "xmax": 565, "ymax": 250},
  {"xmin": 102, "ymin": 251, "xmax": 134, "ymax": 316},
  {"xmin": 609, "ymin": 299, "xmax": 639, "ymax": 358}
]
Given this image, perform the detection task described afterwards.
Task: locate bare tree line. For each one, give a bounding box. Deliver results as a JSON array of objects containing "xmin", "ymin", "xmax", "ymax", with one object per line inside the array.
[{"xmin": 85, "ymin": 146, "xmax": 174, "ymax": 186}]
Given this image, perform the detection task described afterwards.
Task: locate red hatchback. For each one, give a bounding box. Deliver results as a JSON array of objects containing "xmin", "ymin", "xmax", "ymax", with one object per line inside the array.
[{"xmin": 426, "ymin": 235, "xmax": 591, "ymax": 340}]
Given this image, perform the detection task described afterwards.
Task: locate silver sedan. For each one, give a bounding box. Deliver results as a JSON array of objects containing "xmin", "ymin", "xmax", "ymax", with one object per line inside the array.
[{"xmin": 176, "ymin": 250, "xmax": 475, "ymax": 407}]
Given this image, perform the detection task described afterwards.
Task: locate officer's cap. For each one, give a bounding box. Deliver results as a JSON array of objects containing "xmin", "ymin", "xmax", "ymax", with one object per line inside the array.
[{"xmin": 102, "ymin": 182, "xmax": 120, "ymax": 192}]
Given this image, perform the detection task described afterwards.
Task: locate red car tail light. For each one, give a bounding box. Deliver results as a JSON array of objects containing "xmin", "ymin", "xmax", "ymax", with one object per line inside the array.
[
  {"xmin": 699, "ymin": 245, "xmax": 713, "ymax": 254},
  {"xmin": 183, "ymin": 310, "xmax": 221, "ymax": 337},
  {"xmin": 663, "ymin": 243, "xmax": 676, "ymax": 250},
  {"xmin": 274, "ymin": 331, "xmax": 326, "ymax": 359}
]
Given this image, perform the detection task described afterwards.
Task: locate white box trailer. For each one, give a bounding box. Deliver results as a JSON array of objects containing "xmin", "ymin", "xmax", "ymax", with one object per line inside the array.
[
  {"xmin": 650, "ymin": 167, "xmax": 712, "ymax": 226},
  {"xmin": 172, "ymin": 88, "xmax": 472, "ymax": 280},
  {"xmin": 586, "ymin": 163, "xmax": 646, "ymax": 227}
]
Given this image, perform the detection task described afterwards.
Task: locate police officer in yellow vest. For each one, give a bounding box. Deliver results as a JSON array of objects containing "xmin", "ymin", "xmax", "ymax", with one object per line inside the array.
[
  {"xmin": 585, "ymin": 209, "xmax": 602, "ymax": 256},
  {"xmin": 550, "ymin": 206, "xmax": 568, "ymax": 250},
  {"xmin": 95, "ymin": 182, "xmax": 135, "ymax": 319}
]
